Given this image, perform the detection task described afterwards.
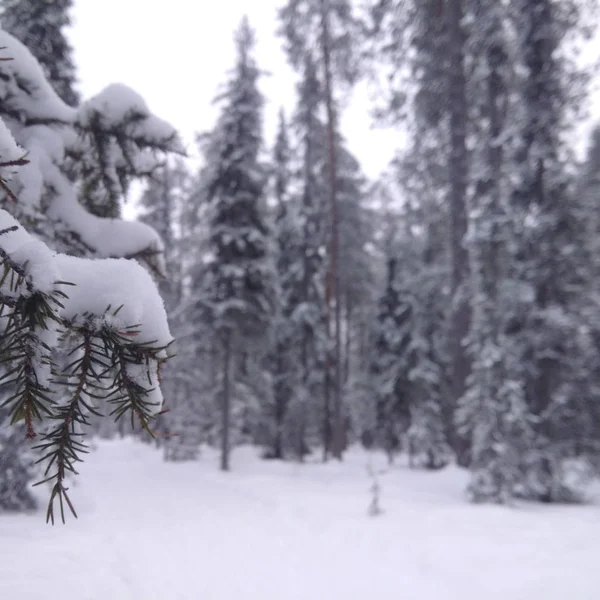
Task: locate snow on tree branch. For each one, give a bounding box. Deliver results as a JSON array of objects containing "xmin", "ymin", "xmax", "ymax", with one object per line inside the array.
[
  {"xmin": 0, "ymin": 29, "xmax": 184, "ymax": 272},
  {"xmin": 77, "ymin": 83, "xmax": 185, "ymax": 153},
  {"xmin": 0, "ymin": 26, "xmax": 179, "ymax": 522},
  {"xmin": 0, "ymin": 203, "xmax": 173, "ymax": 523}
]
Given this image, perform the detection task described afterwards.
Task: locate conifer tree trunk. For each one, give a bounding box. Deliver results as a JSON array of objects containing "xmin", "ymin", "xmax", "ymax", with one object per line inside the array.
[
  {"xmin": 446, "ymin": 0, "xmax": 471, "ymax": 466},
  {"xmin": 323, "ymin": 283, "xmax": 332, "ymax": 462},
  {"xmin": 320, "ymin": 0, "xmax": 344, "ymax": 461},
  {"xmin": 220, "ymin": 329, "xmax": 232, "ymax": 472},
  {"xmin": 344, "ymin": 296, "xmax": 352, "ymax": 385},
  {"xmin": 273, "ymin": 352, "xmax": 285, "ymax": 460}
]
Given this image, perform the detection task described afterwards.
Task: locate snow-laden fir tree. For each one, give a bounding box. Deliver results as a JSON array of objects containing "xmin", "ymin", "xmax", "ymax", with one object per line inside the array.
[
  {"xmin": 369, "ymin": 257, "xmax": 412, "ymax": 462},
  {"xmin": 139, "ymin": 159, "xmax": 189, "ymax": 314},
  {"xmin": 263, "ymin": 109, "xmax": 299, "ymax": 459},
  {"xmin": 202, "ymin": 17, "xmax": 275, "ymax": 471},
  {"xmin": 581, "ymin": 125, "xmax": 600, "ymax": 311},
  {"xmin": 581, "ymin": 126, "xmax": 600, "ymax": 263},
  {"xmin": 177, "ymin": 166, "xmax": 227, "ymax": 455},
  {"xmin": 506, "ymin": 0, "xmax": 599, "ymax": 501},
  {"xmin": 406, "ymin": 261, "xmax": 452, "ymax": 471},
  {"xmin": 138, "ymin": 159, "xmax": 209, "ymax": 461},
  {"xmin": 457, "ymin": 0, "xmax": 533, "ymax": 502},
  {"xmin": 365, "ymin": 0, "xmax": 462, "ymax": 468},
  {"xmin": 383, "ymin": 118, "xmax": 452, "ymax": 470},
  {"xmin": 0, "ymin": 0, "xmax": 79, "ymax": 106},
  {"xmin": 335, "ymin": 141, "xmax": 375, "ymax": 448},
  {"xmin": 285, "ymin": 57, "xmax": 330, "ymax": 459},
  {"xmin": 364, "ymin": 0, "xmax": 598, "ymax": 495},
  {"xmin": 364, "ymin": 0, "xmax": 471, "ymax": 465},
  {"xmin": 369, "ymin": 162, "xmax": 451, "ymax": 470},
  {"xmin": 67, "ymin": 82, "xmax": 187, "ymax": 221},
  {"xmin": 404, "ymin": 211, "xmax": 452, "ymax": 469},
  {"xmin": 577, "ymin": 125, "xmax": 600, "ymax": 474},
  {"xmin": 0, "ymin": 28, "xmax": 181, "ymax": 520},
  {"xmin": 279, "ymin": 0, "xmax": 363, "ymax": 460},
  {"xmin": 279, "ymin": 123, "xmax": 374, "ymax": 457}
]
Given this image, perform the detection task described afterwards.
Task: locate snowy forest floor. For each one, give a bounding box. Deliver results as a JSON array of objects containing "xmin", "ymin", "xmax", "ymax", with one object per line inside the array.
[{"xmin": 1, "ymin": 440, "xmax": 600, "ymax": 600}]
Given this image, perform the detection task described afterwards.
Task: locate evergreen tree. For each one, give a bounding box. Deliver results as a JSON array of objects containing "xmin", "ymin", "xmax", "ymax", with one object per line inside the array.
[
  {"xmin": 507, "ymin": 0, "xmax": 598, "ymax": 500},
  {"xmin": 364, "ymin": 0, "xmax": 470, "ymax": 463},
  {"xmin": 139, "ymin": 158, "xmax": 189, "ymax": 311},
  {"xmin": 457, "ymin": 0, "xmax": 532, "ymax": 501},
  {"xmin": 406, "ymin": 243, "xmax": 452, "ymax": 469},
  {"xmin": 368, "ymin": 165, "xmax": 451, "ymax": 470},
  {"xmin": 335, "ymin": 142, "xmax": 375, "ymax": 448},
  {"xmin": 279, "ymin": 0, "xmax": 362, "ymax": 459},
  {"xmin": 406, "ymin": 265, "xmax": 452, "ymax": 471},
  {"xmin": 391, "ymin": 90, "xmax": 454, "ymax": 468},
  {"xmin": 68, "ymin": 83, "xmax": 182, "ymax": 221},
  {"xmin": 578, "ymin": 125, "xmax": 600, "ymax": 475},
  {"xmin": 137, "ymin": 158, "xmax": 207, "ymax": 461},
  {"xmin": 263, "ymin": 109, "xmax": 297, "ymax": 459},
  {"xmin": 365, "ymin": 0, "xmax": 598, "ymax": 498},
  {"xmin": 444, "ymin": 1, "xmax": 471, "ymax": 449},
  {"xmin": 202, "ymin": 17, "xmax": 274, "ymax": 471},
  {"xmin": 581, "ymin": 126, "xmax": 600, "ymax": 261},
  {"xmin": 369, "ymin": 258, "xmax": 411, "ymax": 462},
  {"xmin": 0, "ymin": 0, "xmax": 79, "ymax": 106},
  {"xmin": 286, "ymin": 57, "xmax": 330, "ymax": 459},
  {"xmin": 0, "ymin": 29, "xmax": 180, "ymax": 519}
]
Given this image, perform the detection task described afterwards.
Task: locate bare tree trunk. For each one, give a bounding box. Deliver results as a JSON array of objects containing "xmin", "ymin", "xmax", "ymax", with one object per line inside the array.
[
  {"xmin": 446, "ymin": 0, "xmax": 471, "ymax": 467},
  {"xmin": 220, "ymin": 329, "xmax": 232, "ymax": 472},
  {"xmin": 320, "ymin": 0, "xmax": 344, "ymax": 461}
]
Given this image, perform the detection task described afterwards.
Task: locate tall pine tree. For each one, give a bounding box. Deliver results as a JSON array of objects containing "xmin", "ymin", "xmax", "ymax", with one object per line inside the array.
[
  {"xmin": 457, "ymin": 0, "xmax": 532, "ymax": 502},
  {"xmin": 202, "ymin": 17, "xmax": 274, "ymax": 471},
  {"xmin": 364, "ymin": 0, "xmax": 471, "ymax": 464},
  {"xmin": 507, "ymin": 0, "xmax": 598, "ymax": 500},
  {"xmin": 264, "ymin": 109, "xmax": 298, "ymax": 459},
  {"xmin": 279, "ymin": 0, "xmax": 362, "ymax": 459},
  {"xmin": 287, "ymin": 57, "xmax": 330, "ymax": 459},
  {"xmin": 369, "ymin": 258, "xmax": 411, "ymax": 462}
]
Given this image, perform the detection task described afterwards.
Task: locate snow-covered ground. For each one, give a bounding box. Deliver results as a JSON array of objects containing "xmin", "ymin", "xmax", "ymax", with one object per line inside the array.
[{"xmin": 1, "ymin": 439, "xmax": 599, "ymax": 600}]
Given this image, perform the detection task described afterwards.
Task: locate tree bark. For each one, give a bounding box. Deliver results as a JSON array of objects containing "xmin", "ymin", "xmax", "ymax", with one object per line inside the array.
[
  {"xmin": 320, "ymin": 0, "xmax": 344, "ymax": 461},
  {"xmin": 220, "ymin": 329, "xmax": 232, "ymax": 471},
  {"xmin": 272, "ymin": 351, "xmax": 285, "ymax": 460},
  {"xmin": 344, "ymin": 294, "xmax": 352, "ymax": 385},
  {"xmin": 446, "ymin": 0, "xmax": 471, "ymax": 466}
]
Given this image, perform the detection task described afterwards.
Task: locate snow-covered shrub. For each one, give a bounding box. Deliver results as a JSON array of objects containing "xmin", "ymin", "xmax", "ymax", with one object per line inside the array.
[{"xmin": 0, "ymin": 28, "xmax": 182, "ymax": 522}]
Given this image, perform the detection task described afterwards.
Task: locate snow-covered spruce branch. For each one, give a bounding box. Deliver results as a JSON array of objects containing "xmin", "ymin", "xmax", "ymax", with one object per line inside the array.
[
  {"xmin": 70, "ymin": 85, "xmax": 185, "ymax": 219},
  {"xmin": 0, "ymin": 210, "xmax": 173, "ymax": 523},
  {"xmin": 33, "ymin": 321, "xmax": 170, "ymax": 525},
  {"xmin": 0, "ymin": 31, "xmax": 185, "ymax": 274},
  {"xmin": 0, "ymin": 154, "xmax": 29, "ymax": 203},
  {"xmin": 0, "ymin": 27, "xmax": 182, "ymax": 519}
]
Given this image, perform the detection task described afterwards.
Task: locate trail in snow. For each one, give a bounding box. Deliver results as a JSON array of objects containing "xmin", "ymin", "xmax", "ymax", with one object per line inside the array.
[{"xmin": 1, "ymin": 439, "xmax": 599, "ymax": 600}]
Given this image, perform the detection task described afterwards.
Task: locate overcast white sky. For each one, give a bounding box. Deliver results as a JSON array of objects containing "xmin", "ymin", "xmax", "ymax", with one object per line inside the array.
[
  {"xmin": 68, "ymin": 0, "xmax": 399, "ymax": 183},
  {"xmin": 68, "ymin": 0, "xmax": 600, "ymax": 211}
]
